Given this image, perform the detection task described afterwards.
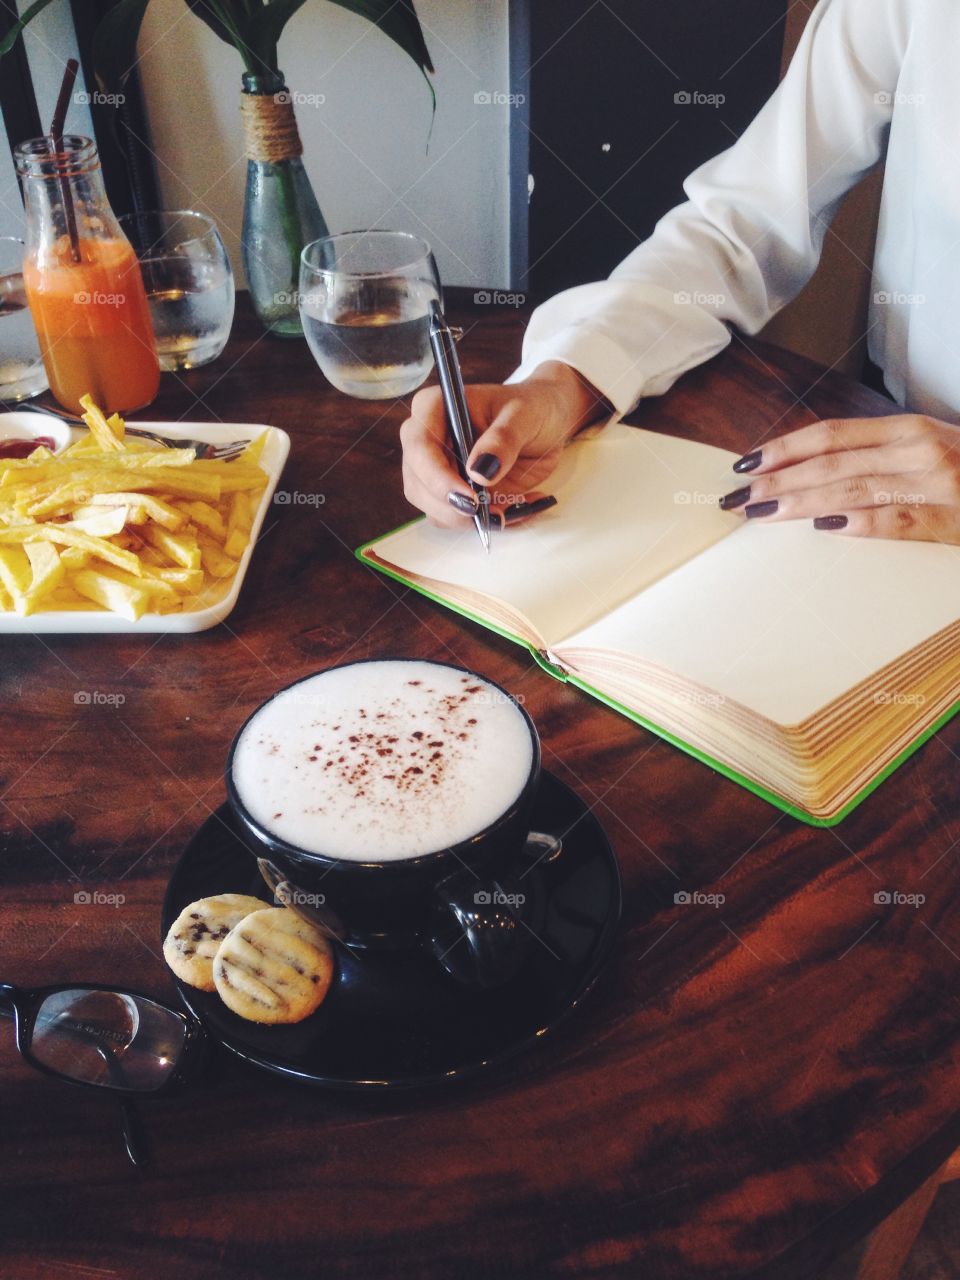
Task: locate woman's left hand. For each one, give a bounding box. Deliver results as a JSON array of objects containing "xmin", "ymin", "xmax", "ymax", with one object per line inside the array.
[{"xmin": 720, "ymin": 414, "xmax": 960, "ymax": 543}]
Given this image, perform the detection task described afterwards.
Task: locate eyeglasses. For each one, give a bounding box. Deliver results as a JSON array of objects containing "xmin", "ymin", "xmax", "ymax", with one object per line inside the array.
[{"xmin": 0, "ymin": 981, "xmax": 206, "ymax": 1167}]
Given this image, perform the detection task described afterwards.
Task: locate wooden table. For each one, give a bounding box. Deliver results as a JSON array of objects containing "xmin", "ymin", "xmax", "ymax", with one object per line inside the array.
[{"xmin": 2, "ymin": 293, "xmax": 959, "ymax": 1280}]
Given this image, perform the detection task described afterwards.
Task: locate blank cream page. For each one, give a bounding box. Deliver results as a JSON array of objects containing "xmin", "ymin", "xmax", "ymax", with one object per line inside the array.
[
  {"xmin": 559, "ymin": 518, "xmax": 960, "ymax": 724},
  {"xmin": 366, "ymin": 423, "xmax": 742, "ymax": 646}
]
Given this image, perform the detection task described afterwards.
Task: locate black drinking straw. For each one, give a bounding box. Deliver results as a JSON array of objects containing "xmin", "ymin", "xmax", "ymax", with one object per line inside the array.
[{"xmin": 49, "ymin": 59, "xmax": 81, "ymax": 264}]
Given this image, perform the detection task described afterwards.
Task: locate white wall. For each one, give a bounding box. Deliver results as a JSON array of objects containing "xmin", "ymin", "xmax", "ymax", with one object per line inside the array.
[
  {"xmin": 135, "ymin": 0, "xmax": 512, "ymax": 290},
  {"xmin": 0, "ymin": 0, "xmax": 95, "ymax": 240}
]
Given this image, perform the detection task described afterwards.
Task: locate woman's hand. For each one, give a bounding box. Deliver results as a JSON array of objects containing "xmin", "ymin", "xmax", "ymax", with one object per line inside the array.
[
  {"xmin": 719, "ymin": 414, "xmax": 960, "ymax": 543},
  {"xmin": 399, "ymin": 361, "xmax": 610, "ymax": 528}
]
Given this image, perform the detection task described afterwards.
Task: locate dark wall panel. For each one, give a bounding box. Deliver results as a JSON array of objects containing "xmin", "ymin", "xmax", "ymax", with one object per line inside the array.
[{"xmin": 513, "ymin": 1, "xmax": 788, "ymax": 297}]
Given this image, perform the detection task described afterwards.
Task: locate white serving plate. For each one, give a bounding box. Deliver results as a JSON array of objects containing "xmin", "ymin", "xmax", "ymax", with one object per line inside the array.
[{"xmin": 0, "ymin": 413, "xmax": 290, "ymax": 633}]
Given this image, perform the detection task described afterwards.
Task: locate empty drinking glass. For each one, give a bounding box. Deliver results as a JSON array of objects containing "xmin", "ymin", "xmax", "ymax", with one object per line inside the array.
[
  {"xmin": 119, "ymin": 210, "xmax": 235, "ymax": 372},
  {"xmin": 0, "ymin": 236, "xmax": 47, "ymax": 402},
  {"xmin": 299, "ymin": 231, "xmax": 440, "ymax": 399}
]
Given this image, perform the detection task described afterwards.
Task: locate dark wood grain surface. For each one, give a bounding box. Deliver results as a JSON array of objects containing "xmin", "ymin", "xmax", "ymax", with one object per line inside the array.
[{"xmin": 1, "ymin": 293, "xmax": 958, "ymax": 1280}]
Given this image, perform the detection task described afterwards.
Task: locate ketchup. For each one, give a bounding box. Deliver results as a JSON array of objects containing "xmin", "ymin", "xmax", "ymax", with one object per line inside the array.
[{"xmin": 0, "ymin": 436, "xmax": 57, "ymax": 459}]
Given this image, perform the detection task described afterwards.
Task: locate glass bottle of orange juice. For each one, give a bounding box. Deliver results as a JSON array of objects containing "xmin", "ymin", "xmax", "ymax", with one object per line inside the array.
[{"xmin": 15, "ymin": 134, "xmax": 160, "ymax": 414}]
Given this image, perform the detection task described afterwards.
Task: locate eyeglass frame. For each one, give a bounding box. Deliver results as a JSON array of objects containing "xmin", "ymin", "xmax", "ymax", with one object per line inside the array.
[{"xmin": 0, "ymin": 980, "xmax": 208, "ymax": 1167}]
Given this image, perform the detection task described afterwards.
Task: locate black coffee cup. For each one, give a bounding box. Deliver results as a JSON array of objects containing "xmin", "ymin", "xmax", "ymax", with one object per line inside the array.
[{"xmin": 225, "ymin": 660, "xmax": 541, "ymax": 988}]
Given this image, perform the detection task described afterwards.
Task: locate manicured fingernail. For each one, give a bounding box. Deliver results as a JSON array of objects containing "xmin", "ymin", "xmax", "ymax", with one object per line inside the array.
[
  {"xmin": 472, "ymin": 452, "xmax": 501, "ymax": 481},
  {"xmin": 814, "ymin": 514, "xmax": 848, "ymax": 531},
  {"xmin": 733, "ymin": 450, "xmax": 762, "ymax": 474},
  {"xmin": 719, "ymin": 486, "xmax": 751, "ymax": 511},
  {"xmin": 447, "ymin": 490, "xmax": 477, "ymax": 516},
  {"xmin": 745, "ymin": 499, "xmax": 778, "ymax": 519},
  {"xmin": 501, "ymin": 495, "xmax": 558, "ymax": 525}
]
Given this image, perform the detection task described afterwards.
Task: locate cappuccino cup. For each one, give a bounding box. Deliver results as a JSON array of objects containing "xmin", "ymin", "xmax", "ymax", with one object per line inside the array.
[{"xmin": 226, "ymin": 659, "xmax": 541, "ymax": 987}]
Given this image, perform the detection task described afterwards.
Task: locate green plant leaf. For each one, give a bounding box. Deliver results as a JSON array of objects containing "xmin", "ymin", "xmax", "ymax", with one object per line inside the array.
[
  {"xmin": 92, "ymin": 0, "xmax": 152, "ymax": 91},
  {"xmin": 0, "ymin": 0, "xmax": 60, "ymax": 58}
]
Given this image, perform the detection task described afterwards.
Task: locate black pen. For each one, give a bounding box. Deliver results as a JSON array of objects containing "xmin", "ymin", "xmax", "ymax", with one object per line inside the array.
[{"xmin": 427, "ymin": 299, "xmax": 491, "ymax": 553}]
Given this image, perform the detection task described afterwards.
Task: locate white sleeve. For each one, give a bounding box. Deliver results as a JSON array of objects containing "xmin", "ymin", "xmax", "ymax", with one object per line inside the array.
[{"xmin": 506, "ymin": 0, "xmax": 910, "ymax": 416}]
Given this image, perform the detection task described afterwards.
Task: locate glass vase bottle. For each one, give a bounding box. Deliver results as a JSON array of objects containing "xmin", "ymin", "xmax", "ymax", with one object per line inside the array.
[
  {"xmin": 240, "ymin": 71, "xmax": 328, "ymax": 338},
  {"xmin": 15, "ymin": 133, "xmax": 160, "ymax": 413}
]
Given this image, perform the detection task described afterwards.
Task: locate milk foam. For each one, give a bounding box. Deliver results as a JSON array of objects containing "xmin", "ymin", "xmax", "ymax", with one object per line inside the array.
[{"xmin": 231, "ymin": 661, "xmax": 535, "ymax": 860}]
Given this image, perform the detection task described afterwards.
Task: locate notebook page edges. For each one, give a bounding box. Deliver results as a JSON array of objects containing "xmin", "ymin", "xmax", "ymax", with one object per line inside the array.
[{"xmin": 557, "ymin": 518, "xmax": 960, "ymax": 725}]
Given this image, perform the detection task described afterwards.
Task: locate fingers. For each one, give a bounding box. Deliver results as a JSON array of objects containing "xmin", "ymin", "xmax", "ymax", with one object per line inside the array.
[
  {"xmin": 733, "ymin": 415, "xmax": 927, "ymax": 475},
  {"xmin": 810, "ymin": 505, "xmax": 960, "ymax": 544},
  {"xmin": 465, "ymin": 398, "xmax": 533, "ymax": 487},
  {"xmin": 401, "ymin": 386, "xmax": 472, "ymax": 528},
  {"xmin": 720, "ymin": 469, "xmax": 960, "ymax": 520}
]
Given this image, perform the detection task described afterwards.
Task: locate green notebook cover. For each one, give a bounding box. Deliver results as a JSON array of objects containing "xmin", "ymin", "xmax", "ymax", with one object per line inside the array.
[{"xmin": 356, "ymin": 525, "xmax": 960, "ymax": 828}]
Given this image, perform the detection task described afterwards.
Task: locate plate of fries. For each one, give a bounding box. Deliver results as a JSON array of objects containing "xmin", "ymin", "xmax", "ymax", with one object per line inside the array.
[{"xmin": 0, "ymin": 398, "xmax": 290, "ymax": 632}]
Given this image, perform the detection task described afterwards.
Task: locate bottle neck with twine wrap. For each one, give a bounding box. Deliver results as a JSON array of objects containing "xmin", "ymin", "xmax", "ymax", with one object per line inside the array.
[{"xmin": 239, "ymin": 71, "xmax": 328, "ymax": 337}]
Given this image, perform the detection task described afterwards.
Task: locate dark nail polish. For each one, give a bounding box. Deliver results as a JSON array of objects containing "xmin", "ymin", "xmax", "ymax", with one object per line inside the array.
[
  {"xmin": 472, "ymin": 452, "xmax": 501, "ymax": 481},
  {"xmin": 719, "ymin": 486, "xmax": 751, "ymax": 511},
  {"xmin": 813, "ymin": 514, "xmax": 848, "ymax": 531},
  {"xmin": 447, "ymin": 491, "xmax": 477, "ymax": 516},
  {"xmin": 733, "ymin": 449, "xmax": 762, "ymax": 474},
  {"xmin": 745, "ymin": 499, "xmax": 779, "ymax": 519},
  {"xmin": 502, "ymin": 495, "xmax": 558, "ymax": 524}
]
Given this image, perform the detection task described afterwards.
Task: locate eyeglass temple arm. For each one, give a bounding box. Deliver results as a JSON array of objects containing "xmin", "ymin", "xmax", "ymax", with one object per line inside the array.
[{"xmin": 0, "ymin": 984, "xmax": 17, "ymax": 1018}]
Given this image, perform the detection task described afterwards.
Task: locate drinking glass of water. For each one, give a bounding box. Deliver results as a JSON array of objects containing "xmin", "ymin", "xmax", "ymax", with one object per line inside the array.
[
  {"xmin": 0, "ymin": 237, "xmax": 47, "ymax": 402},
  {"xmin": 119, "ymin": 210, "xmax": 235, "ymax": 371},
  {"xmin": 299, "ymin": 231, "xmax": 440, "ymax": 399}
]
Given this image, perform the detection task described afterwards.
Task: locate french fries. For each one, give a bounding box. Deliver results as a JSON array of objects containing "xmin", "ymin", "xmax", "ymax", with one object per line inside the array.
[{"xmin": 0, "ymin": 395, "xmax": 269, "ymax": 618}]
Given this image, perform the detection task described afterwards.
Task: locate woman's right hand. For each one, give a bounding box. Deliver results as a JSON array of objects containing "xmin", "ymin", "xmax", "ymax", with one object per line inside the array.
[{"xmin": 399, "ymin": 361, "xmax": 610, "ymax": 528}]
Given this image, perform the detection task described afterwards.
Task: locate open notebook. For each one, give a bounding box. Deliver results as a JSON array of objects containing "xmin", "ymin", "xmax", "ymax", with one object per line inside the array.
[{"xmin": 357, "ymin": 423, "xmax": 960, "ymax": 825}]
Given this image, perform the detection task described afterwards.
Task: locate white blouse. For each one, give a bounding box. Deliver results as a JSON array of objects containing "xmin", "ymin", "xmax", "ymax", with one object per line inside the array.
[{"xmin": 508, "ymin": 0, "xmax": 960, "ymax": 423}]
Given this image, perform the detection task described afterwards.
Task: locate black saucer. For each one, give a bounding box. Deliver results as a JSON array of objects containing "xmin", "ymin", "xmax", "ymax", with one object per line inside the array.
[{"xmin": 160, "ymin": 770, "xmax": 621, "ymax": 1090}]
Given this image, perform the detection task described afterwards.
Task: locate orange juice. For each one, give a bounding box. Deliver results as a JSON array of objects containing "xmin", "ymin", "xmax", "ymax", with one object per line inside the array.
[{"xmin": 23, "ymin": 235, "xmax": 160, "ymax": 414}]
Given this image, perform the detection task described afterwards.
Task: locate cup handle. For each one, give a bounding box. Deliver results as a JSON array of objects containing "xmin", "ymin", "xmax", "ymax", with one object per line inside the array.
[{"xmin": 428, "ymin": 868, "xmax": 530, "ymax": 988}]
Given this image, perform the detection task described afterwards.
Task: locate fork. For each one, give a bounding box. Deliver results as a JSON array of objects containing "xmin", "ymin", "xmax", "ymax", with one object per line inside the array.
[{"xmin": 19, "ymin": 402, "xmax": 251, "ymax": 462}]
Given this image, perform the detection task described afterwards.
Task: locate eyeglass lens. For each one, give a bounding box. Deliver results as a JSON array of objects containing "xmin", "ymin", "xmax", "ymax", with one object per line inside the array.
[{"xmin": 28, "ymin": 989, "xmax": 186, "ymax": 1091}]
